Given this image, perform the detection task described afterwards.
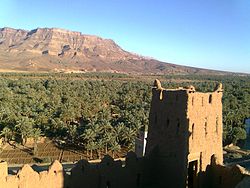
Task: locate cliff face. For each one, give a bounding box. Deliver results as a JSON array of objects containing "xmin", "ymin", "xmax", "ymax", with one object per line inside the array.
[
  {"xmin": 0, "ymin": 27, "xmax": 132, "ymax": 60},
  {"xmin": 0, "ymin": 27, "xmax": 229, "ymax": 74}
]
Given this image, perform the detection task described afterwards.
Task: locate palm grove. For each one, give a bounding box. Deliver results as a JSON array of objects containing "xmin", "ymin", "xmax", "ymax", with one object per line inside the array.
[{"xmin": 0, "ymin": 73, "xmax": 249, "ymax": 159}]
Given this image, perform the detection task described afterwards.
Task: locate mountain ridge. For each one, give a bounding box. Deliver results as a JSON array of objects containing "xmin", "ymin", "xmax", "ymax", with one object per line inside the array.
[{"xmin": 0, "ymin": 27, "xmax": 240, "ymax": 75}]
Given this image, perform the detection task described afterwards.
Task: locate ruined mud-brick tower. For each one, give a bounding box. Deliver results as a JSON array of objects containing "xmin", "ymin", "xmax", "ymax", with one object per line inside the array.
[{"xmin": 145, "ymin": 80, "xmax": 223, "ymax": 188}]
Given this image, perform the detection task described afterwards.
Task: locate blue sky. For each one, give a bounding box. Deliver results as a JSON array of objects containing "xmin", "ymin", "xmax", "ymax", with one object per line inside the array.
[{"xmin": 1, "ymin": 0, "xmax": 250, "ymax": 73}]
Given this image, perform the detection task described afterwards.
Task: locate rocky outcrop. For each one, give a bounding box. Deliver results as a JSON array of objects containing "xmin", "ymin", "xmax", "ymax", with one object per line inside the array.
[
  {"xmin": 0, "ymin": 27, "xmax": 131, "ymax": 60},
  {"xmin": 0, "ymin": 27, "xmax": 232, "ymax": 74}
]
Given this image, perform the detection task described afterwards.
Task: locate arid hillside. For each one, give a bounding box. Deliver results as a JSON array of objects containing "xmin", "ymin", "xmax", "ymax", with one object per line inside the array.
[{"xmin": 0, "ymin": 27, "xmax": 232, "ymax": 74}]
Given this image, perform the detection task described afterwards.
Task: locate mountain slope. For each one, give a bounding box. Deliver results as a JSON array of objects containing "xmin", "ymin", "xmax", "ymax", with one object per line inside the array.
[{"xmin": 0, "ymin": 27, "xmax": 230, "ymax": 74}]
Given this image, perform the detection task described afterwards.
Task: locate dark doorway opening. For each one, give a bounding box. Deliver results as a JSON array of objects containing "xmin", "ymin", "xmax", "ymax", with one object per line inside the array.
[{"xmin": 188, "ymin": 160, "xmax": 198, "ymax": 188}]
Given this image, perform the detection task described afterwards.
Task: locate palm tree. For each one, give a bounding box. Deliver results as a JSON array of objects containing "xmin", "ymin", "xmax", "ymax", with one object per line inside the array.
[
  {"xmin": 102, "ymin": 131, "xmax": 113, "ymax": 154},
  {"xmin": 98, "ymin": 120, "xmax": 113, "ymax": 154},
  {"xmin": 114, "ymin": 122, "xmax": 125, "ymax": 143},
  {"xmin": 81, "ymin": 127, "xmax": 96, "ymax": 157},
  {"xmin": 122, "ymin": 127, "xmax": 137, "ymax": 151},
  {"xmin": 86, "ymin": 141, "xmax": 97, "ymax": 159},
  {"xmin": 110, "ymin": 140, "xmax": 121, "ymax": 158},
  {"xmin": 15, "ymin": 117, "xmax": 34, "ymax": 145},
  {"xmin": 95, "ymin": 138, "xmax": 104, "ymax": 159},
  {"xmin": 0, "ymin": 126, "xmax": 13, "ymax": 143},
  {"xmin": 32, "ymin": 128, "xmax": 42, "ymax": 156}
]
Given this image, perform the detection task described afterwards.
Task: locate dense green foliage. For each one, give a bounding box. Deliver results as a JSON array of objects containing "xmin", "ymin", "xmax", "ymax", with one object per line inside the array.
[
  {"xmin": 0, "ymin": 73, "xmax": 249, "ymax": 158},
  {"xmin": 0, "ymin": 75, "xmax": 151, "ymax": 157}
]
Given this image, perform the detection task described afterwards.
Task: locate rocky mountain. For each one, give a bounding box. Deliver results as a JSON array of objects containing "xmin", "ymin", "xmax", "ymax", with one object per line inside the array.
[{"xmin": 0, "ymin": 27, "xmax": 230, "ymax": 74}]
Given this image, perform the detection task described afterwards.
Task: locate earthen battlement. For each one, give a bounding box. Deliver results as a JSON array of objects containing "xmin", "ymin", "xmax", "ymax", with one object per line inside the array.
[
  {"xmin": 146, "ymin": 80, "xmax": 224, "ymax": 187},
  {"xmin": 0, "ymin": 152, "xmax": 146, "ymax": 188},
  {"xmin": 152, "ymin": 79, "xmax": 223, "ymax": 103}
]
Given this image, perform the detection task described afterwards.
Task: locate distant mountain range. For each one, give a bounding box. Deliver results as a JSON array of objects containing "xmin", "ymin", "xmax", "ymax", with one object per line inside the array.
[{"xmin": 0, "ymin": 27, "xmax": 237, "ymax": 74}]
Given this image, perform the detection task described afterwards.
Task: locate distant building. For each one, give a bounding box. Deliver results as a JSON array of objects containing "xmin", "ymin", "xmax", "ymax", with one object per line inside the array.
[
  {"xmin": 135, "ymin": 130, "xmax": 147, "ymax": 157},
  {"xmin": 245, "ymin": 118, "xmax": 250, "ymax": 135}
]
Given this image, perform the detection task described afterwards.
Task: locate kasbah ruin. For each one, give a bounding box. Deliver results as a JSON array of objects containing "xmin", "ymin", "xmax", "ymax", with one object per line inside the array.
[{"xmin": 0, "ymin": 79, "xmax": 250, "ymax": 188}]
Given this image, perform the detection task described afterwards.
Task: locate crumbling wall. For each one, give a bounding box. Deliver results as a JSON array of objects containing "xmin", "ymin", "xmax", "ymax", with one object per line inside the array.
[
  {"xmin": 1, "ymin": 155, "xmax": 250, "ymax": 188},
  {"xmin": 202, "ymin": 156, "xmax": 250, "ymax": 188},
  {"xmin": 0, "ymin": 152, "xmax": 147, "ymax": 188},
  {"xmin": 69, "ymin": 152, "xmax": 145, "ymax": 188},
  {"xmin": 0, "ymin": 160, "xmax": 64, "ymax": 188}
]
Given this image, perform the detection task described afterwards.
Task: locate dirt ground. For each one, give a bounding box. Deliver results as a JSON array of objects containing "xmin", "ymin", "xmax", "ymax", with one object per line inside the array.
[{"xmin": 0, "ymin": 141, "xmax": 128, "ymax": 165}]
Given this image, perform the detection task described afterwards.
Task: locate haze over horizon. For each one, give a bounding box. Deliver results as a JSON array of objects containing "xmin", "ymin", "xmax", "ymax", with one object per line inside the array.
[{"xmin": 1, "ymin": 0, "xmax": 250, "ymax": 73}]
